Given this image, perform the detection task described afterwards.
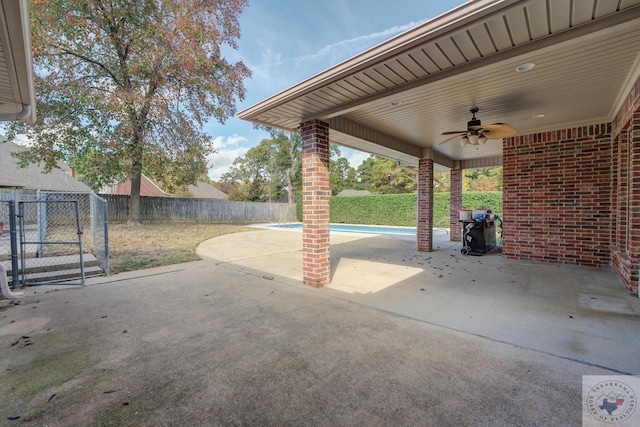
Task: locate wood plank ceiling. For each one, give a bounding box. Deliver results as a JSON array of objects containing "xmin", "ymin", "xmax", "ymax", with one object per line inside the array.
[{"xmin": 239, "ymin": 0, "xmax": 640, "ymax": 168}]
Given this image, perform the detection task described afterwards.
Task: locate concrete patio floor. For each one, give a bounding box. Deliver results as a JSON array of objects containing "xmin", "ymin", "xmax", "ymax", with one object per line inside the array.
[
  {"xmin": 199, "ymin": 228, "xmax": 640, "ymax": 375},
  {"xmin": 0, "ymin": 227, "xmax": 638, "ymax": 425}
]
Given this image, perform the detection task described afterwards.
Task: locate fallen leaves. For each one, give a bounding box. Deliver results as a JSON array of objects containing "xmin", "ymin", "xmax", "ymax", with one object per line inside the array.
[{"xmin": 10, "ymin": 336, "xmax": 33, "ymax": 348}]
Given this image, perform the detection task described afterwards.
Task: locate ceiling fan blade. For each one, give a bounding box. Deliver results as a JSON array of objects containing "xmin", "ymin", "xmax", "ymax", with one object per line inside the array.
[
  {"xmin": 479, "ymin": 123, "xmax": 519, "ymax": 139},
  {"xmin": 441, "ymin": 130, "xmax": 467, "ymax": 135},
  {"xmin": 439, "ymin": 133, "xmax": 464, "ymax": 145}
]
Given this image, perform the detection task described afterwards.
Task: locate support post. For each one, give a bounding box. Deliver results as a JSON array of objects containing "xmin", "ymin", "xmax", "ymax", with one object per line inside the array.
[
  {"xmin": 301, "ymin": 120, "xmax": 331, "ymax": 287},
  {"xmin": 450, "ymin": 168, "xmax": 463, "ymax": 242},
  {"xmin": 417, "ymin": 158, "xmax": 434, "ymax": 251}
]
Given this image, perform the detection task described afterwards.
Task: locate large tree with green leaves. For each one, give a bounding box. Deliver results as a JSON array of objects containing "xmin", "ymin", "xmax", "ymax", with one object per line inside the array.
[
  {"xmin": 222, "ymin": 132, "xmax": 302, "ymax": 203},
  {"xmin": 222, "ymin": 138, "xmax": 278, "ymax": 202},
  {"xmin": 7, "ymin": 0, "xmax": 250, "ymax": 223},
  {"xmin": 273, "ymin": 132, "xmax": 301, "ymax": 203},
  {"xmin": 356, "ymin": 156, "xmax": 417, "ymax": 194},
  {"xmin": 329, "ymin": 145, "xmax": 356, "ymax": 195},
  {"xmin": 463, "ymin": 167, "xmax": 503, "ymax": 191}
]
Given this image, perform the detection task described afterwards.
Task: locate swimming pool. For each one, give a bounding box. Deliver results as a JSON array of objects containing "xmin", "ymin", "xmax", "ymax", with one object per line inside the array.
[{"xmin": 266, "ymin": 223, "xmax": 417, "ymax": 236}]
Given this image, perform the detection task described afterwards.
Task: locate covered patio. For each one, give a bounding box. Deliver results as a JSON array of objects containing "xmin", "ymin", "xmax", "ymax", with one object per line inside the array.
[
  {"xmin": 198, "ymin": 227, "xmax": 640, "ymax": 374},
  {"xmin": 239, "ymin": 0, "xmax": 640, "ymax": 297}
]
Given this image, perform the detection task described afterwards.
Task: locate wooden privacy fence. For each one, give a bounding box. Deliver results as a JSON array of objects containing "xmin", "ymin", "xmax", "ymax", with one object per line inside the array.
[{"xmin": 102, "ymin": 195, "xmax": 297, "ymax": 223}]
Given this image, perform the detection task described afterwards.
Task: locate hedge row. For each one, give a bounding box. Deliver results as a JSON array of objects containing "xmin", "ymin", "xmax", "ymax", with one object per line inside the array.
[{"xmin": 296, "ymin": 192, "xmax": 503, "ymax": 227}]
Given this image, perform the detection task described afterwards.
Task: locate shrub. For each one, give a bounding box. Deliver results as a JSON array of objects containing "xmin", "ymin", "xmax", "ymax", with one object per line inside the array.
[{"xmin": 296, "ymin": 191, "xmax": 503, "ymax": 227}]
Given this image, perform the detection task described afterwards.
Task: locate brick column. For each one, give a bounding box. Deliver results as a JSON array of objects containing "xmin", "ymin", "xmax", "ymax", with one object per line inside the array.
[
  {"xmin": 626, "ymin": 112, "xmax": 640, "ymax": 296},
  {"xmin": 449, "ymin": 168, "xmax": 462, "ymax": 242},
  {"xmin": 301, "ymin": 120, "xmax": 331, "ymax": 287},
  {"xmin": 417, "ymin": 158, "xmax": 433, "ymax": 251}
]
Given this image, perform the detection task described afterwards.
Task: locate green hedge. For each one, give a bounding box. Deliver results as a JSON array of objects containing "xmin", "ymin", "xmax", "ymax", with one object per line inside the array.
[
  {"xmin": 331, "ymin": 194, "xmax": 418, "ymax": 226},
  {"xmin": 296, "ymin": 191, "xmax": 503, "ymax": 227}
]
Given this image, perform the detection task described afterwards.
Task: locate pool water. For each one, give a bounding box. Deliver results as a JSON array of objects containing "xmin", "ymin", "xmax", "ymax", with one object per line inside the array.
[{"xmin": 268, "ymin": 223, "xmax": 416, "ymax": 236}]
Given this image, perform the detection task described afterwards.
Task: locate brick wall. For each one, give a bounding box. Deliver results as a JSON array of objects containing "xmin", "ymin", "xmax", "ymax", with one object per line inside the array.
[
  {"xmin": 610, "ymin": 77, "xmax": 640, "ymax": 296},
  {"xmin": 301, "ymin": 120, "xmax": 331, "ymax": 287},
  {"xmin": 417, "ymin": 158, "xmax": 433, "ymax": 251},
  {"xmin": 503, "ymin": 124, "xmax": 613, "ymax": 267},
  {"xmin": 449, "ymin": 168, "xmax": 462, "ymax": 242}
]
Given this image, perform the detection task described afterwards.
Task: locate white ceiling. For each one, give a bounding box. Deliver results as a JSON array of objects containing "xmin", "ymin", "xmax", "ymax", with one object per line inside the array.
[{"xmin": 240, "ymin": 0, "xmax": 640, "ymax": 168}]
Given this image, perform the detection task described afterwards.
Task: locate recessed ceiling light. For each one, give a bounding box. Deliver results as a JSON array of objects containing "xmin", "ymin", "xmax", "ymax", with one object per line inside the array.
[
  {"xmin": 516, "ymin": 62, "xmax": 536, "ymax": 72},
  {"xmin": 388, "ymin": 100, "xmax": 402, "ymax": 107},
  {"xmin": 531, "ymin": 113, "xmax": 546, "ymax": 118}
]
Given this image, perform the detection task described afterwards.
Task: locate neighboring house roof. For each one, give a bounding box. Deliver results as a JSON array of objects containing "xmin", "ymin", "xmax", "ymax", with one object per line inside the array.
[
  {"xmin": 103, "ymin": 174, "xmax": 172, "ymax": 197},
  {"xmin": 0, "ymin": 140, "xmax": 91, "ymax": 192},
  {"xmin": 186, "ymin": 182, "xmax": 228, "ymax": 199},
  {"xmin": 336, "ymin": 189, "xmax": 371, "ymax": 197}
]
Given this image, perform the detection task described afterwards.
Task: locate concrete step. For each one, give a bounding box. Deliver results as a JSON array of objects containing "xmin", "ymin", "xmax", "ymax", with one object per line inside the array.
[
  {"xmin": 22, "ymin": 265, "xmax": 104, "ymax": 284},
  {"xmin": 2, "ymin": 254, "xmax": 102, "ymax": 276},
  {"xmin": 2, "ymin": 253, "xmax": 105, "ymax": 284}
]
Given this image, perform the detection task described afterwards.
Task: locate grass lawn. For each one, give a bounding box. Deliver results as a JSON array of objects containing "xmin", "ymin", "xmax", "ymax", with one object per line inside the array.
[{"xmin": 106, "ymin": 222, "xmax": 253, "ymax": 273}]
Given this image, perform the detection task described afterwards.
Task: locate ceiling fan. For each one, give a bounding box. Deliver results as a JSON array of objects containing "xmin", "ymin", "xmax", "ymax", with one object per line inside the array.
[{"xmin": 439, "ymin": 107, "xmax": 518, "ymax": 146}]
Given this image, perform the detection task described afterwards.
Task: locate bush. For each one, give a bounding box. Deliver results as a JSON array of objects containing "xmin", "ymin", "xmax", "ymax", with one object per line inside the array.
[
  {"xmin": 296, "ymin": 191, "xmax": 503, "ymax": 227},
  {"xmin": 330, "ymin": 194, "xmax": 417, "ymax": 226}
]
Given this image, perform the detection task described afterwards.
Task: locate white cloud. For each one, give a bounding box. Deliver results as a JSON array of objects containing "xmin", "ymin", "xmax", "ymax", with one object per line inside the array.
[
  {"xmin": 343, "ymin": 149, "xmax": 370, "ymax": 169},
  {"xmin": 213, "ymin": 134, "xmax": 248, "ymax": 150},
  {"xmin": 258, "ymin": 21, "xmax": 421, "ymax": 70},
  {"xmin": 248, "ymin": 21, "xmax": 423, "ymax": 94},
  {"xmin": 309, "ymin": 22, "xmax": 422, "ymax": 62},
  {"xmin": 207, "ymin": 135, "xmax": 250, "ymax": 181}
]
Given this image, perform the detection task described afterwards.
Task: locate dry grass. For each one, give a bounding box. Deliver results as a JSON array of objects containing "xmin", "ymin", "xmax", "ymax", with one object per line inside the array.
[{"xmin": 107, "ymin": 222, "xmax": 253, "ymax": 273}]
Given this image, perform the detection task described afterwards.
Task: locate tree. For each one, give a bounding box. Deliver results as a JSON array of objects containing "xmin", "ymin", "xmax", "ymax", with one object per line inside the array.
[
  {"xmin": 356, "ymin": 156, "xmax": 417, "ymax": 194},
  {"xmin": 433, "ymin": 170, "xmax": 450, "ymax": 193},
  {"xmin": 329, "ymin": 145, "xmax": 356, "ymax": 195},
  {"xmin": 463, "ymin": 167, "xmax": 503, "ymax": 191},
  {"xmin": 7, "ymin": 0, "xmax": 250, "ymax": 223},
  {"xmin": 222, "ymin": 138, "xmax": 278, "ymax": 202},
  {"xmin": 272, "ymin": 132, "xmax": 301, "ymax": 203},
  {"xmin": 222, "ymin": 132, "xmax": 302, "ymax": 202}
]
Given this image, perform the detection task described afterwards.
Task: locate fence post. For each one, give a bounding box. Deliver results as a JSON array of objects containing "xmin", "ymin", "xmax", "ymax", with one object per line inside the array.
[
  {"xmin": 37, "ymin": 191, "xmax": 46, "ymax": 258},
  {"xmin": 74, "ymin": 200, "xmax": 85, "ymax": 285},
  {"xmin": 102, "ymin": 197, "xmax": 109, "ymax": 275},
  {"xmin": 8, "ymin": 201, "xmax": 19, "ymax": 289},
  {"xmin": 90, "ymin": 193, "xmax": 96, "ymax": 250}
]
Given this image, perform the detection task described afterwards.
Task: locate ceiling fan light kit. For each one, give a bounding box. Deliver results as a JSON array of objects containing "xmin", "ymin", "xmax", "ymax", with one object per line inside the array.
[{"xmin": 440, "ymin": 107, "xmax": 519, "ymax": 147}]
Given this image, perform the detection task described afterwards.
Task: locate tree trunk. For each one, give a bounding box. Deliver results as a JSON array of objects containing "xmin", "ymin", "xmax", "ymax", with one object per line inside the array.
[
  {"xmin": 285, "ymin": 167, "xmax": 294, "ymax": 203},
  {"xmin": 128, "ymin": 132, "xmax": 144, "ymax": 224}
]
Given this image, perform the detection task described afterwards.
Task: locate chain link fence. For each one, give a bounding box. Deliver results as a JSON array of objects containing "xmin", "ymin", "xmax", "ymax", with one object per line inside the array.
[
  {"xmin": 0, "ymin": 189, "xmax": 109, "ymax": 287},
  {"xmin": 90, "ymin": 193, "xmax": 109, "ymax": 274},
  {"xmin": 18, "ymin": 198, "xmax": 85, "ymax": 285}
]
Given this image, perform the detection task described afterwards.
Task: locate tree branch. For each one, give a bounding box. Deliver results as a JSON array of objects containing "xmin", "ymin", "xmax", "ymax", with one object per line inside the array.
[{"xmin": 53, "ymin": 44, "xmax": 121, "ymax": 87}]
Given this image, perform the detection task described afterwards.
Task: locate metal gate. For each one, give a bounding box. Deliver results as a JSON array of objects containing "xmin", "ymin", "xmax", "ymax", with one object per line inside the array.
[
  {"xmin": 0, "ymin": 199, "xmax": 20, "ymax": 289},
  {"xmin": 18, "ymin": 199, "xmax": 85, "ymax": 286}
]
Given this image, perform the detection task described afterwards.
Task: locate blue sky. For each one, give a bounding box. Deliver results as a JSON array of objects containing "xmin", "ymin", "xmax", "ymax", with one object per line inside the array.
[{"xmin": 203, "ymin": 0, "xmax": 468, "ymax": 180}]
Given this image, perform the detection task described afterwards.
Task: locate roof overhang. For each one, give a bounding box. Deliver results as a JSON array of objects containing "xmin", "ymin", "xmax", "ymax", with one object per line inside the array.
[
  {"xmin": 0, "ymin": 0, "xmax": 35, "ymax": 123},
  {"xmin": 239, "ymin": 0, "xmax": 640, "ymax": 168}
]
